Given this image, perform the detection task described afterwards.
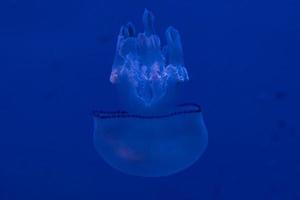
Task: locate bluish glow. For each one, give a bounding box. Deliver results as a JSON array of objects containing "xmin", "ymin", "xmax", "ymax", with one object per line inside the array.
[{"xmin": 110, "ymin": 9, "xmax": 189, "ymax": 106}]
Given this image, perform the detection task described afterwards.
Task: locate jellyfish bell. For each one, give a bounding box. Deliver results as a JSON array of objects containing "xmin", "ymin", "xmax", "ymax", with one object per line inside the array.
[
  {"xmin": 93, "ymin": 9, "xmax": 208, "ymax": 177},
  {"xmin": 93, "ymin": 103, "xmax": 208, "ymax": 177}
]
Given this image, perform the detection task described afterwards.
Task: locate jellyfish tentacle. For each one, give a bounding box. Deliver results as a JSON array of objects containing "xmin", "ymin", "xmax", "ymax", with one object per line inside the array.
[
  {"xmin": 143, "ymin": 9, "xmax": 155, "ymax": 36},
  {"xmin": 123, "ymin": 22, "xmax": 136, "ymax": 37},
  {"xmin": 165, "ymin": 26, "xmax": 184, "ymax": 66},
  {"xmin": 110, "ymin": 9, "xmax": 189, "ymax": 105}
]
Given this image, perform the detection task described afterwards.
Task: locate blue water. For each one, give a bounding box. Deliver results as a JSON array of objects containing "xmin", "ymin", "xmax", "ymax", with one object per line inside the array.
[{"xmin": 1, "ymin": 0, "xmax": 300, "ymax": 199}]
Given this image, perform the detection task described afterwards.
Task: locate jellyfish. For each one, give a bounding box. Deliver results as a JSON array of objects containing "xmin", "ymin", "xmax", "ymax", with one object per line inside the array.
[{"xmin": 93, "ymin": 9, "xmax": 208, "ymax": 177}]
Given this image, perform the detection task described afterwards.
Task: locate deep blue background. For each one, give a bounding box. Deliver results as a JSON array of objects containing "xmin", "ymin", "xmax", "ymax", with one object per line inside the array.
[{"xmin": 1, "ymin": 0, "xmax": 300, "ymax": 199}]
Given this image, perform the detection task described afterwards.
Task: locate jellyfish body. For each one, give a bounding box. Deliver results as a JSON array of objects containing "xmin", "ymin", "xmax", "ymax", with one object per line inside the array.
[
  {"xmin": 93, "ymin": 104, "xmax": 208, "ymax": 177},
  {"xmin": 93, "ymin": 10, "xmax": 208, "ymax": 177}
]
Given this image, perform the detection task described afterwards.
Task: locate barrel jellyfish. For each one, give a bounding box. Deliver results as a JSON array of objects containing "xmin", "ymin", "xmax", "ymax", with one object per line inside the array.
[{"xmin": 93, "ymin": 9, "xmax": 208, "ymax": 177}]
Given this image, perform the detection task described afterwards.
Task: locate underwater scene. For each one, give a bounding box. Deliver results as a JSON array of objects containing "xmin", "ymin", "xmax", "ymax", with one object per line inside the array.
[{"xmin": 0, "ymin": 0, "xmax": 300, "ymax": 199}]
